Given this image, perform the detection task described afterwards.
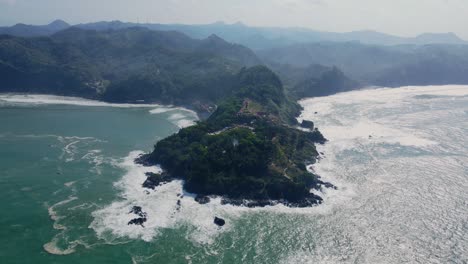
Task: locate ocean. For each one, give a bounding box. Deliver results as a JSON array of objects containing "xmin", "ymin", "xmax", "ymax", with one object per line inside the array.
[{"xmin": 0, "ymin": 86, "xmax": 467, "ymax": 263}]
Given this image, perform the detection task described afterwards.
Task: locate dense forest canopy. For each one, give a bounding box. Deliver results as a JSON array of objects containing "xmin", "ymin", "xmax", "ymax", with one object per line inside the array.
[{"xmin": 140, "ymin": 66, "xmax": 329, "ymax": 206}]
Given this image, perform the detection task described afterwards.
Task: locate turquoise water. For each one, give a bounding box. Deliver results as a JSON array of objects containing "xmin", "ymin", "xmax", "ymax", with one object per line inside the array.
[
  {"xmin": 1, "ymin": 88, "xmax": 467, "ymax": 264},
  {"xmin": 0, "ymin": 96, "xmax": 198, "ymax": 263}
]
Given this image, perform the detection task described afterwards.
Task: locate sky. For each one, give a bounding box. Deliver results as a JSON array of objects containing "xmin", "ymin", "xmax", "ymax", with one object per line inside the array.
[{"xmin": 1, "ymin": 0, "xmax": 467, "ymax": 39}]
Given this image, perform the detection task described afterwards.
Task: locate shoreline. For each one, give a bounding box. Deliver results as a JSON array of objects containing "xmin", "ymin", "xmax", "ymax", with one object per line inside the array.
[{"xmin": 0, "ymin": 93, "xmax": 206, "ymax": 119}]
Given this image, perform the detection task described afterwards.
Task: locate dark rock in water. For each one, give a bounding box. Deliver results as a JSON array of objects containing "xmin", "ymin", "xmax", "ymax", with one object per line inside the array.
[
  {"xmin": 220, "ymin": 198, "xmax": 243, "ymax": 206},
  {"xmin": 314, "ymin": 112, "xmax": 318, "ymax": 114},
  {"xmin": 300, "ymin": 120, "xmax": 315, "ymax": 130},
  {"xmin": 128, "ymin": 217, "xmax": 147, "ymax": 226},
  {"xmin": 129, "ymin": 206, "xmax": 147, "ymax": 218},
  {"xmin": 176, "ymin": 200, "xmax": 181, "ymax": 211},
  {"xmin": 317, "ymin": 180, "xmax": 338, "ymax": 190},
  {"xmin": 214, "ymin": 217, "xmax": 225, "ymax": 227},
  {"xmin": 128, "ymin": 206, "xmax": 148, "ymax": 226},
  {"xmin": 220, "ymin": 197, "xmax": 323, "ymax": 208},
  {"xmin": 142, "ymin": 172, "xmax": 173, "ymax": 190},
  {"xmin": 129, "ymin": 206, "xmax": 143, "ymax": 214},
  {"xmin": 195, "ymin": 195, "xmax": 211, "ymax": 204},
  {"xmin": 134, "ymin": 154, "xmax": 153, "ymax": 166},
  {"xmin": 245, "ymin": 200, "xmax": 275, "ymax": 208},
  {"xmin": 292, "ymin": 195, "xmax": 323, "ymax": 207}
]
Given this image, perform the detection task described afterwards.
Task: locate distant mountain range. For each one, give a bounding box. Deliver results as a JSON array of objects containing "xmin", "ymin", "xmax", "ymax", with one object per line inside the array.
[
  {"xmin": 0, "ymin": 20, "xmax": 466, "ymax": 49},
  {"xmin": 1, "ymin": 20, "xmax": 468, "ymax": 104},
  {"xmin": 0, "ymin": 20, "xmax": 70, "ymax": 37},
  {"xmin": 259, "ymin": 42, "xmax": 468, "ymax": 87}
]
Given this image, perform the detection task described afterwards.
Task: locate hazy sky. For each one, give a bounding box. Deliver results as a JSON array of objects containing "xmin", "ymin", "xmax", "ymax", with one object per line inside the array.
[{"xmin": 1, "ymin": 0, "xmax": 467, "ymax": 39}]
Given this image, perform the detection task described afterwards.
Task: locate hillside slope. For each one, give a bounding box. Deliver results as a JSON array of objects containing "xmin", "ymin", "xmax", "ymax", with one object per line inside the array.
[
  {"xmin": 139, "ymin": 66, "xmax": 330, "ymax": 207},
  {"xmin": 0, "ymin": 27, "xmax": 261, "ymax": 107}
]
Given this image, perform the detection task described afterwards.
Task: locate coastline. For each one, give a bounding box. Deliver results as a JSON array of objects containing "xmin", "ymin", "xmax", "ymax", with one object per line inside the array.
[{"xmin": 0, "ymin": 93, "xmax": 201, "ymax": 118}]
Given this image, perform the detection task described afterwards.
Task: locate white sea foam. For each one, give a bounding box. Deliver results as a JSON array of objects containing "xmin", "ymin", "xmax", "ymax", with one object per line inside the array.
[
  {"xmin": 64, "ymin": 181, "xmax": 76, "ymax": 187},
  {"xmin": 278, "ymin": 85, "xmax": 468, "ymax": 264},
  {"xmin": 148, "ymin": 107, "xmax": 175, "ymax": 114},
  {"xmin": 56, "ymin": 137, "xmax": 103, "ymax": 162},
  {"xmin": 90, "ymin": 151, "xmax": 233, "ymax": 244},
  {"xmin": 81, "ymin": 149, "xmax": 106, "ymax": 174},
  {"xmin": 297, "ymin": 86, "xmax": 464, "ymax": 206},
  {"xmin": 43, "ymin": 238, "xmax": 93, "ymax": 256},
  {"xmin": 297, "ymin": 86, "xmax": 465, "ymax": 148},
  {"xmin": 43, "ymin": 238, "xmax": 78, "ymax": 255},
  {"xmin": 47, "ymin": 196, "xmax": 78, "ymax": 230},
  {"xmin": 167, "ymin": 112, "xmax": 197, "ymax": 128}
]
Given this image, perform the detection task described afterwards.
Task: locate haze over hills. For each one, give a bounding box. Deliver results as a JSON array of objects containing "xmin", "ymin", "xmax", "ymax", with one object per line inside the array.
[
  {"xmin": 259, "ymin": 42, "xmax": 468, "ymax": 87},
  {"xmin": 2, "ymin": 20, "xmax": 468, "ymax": 104},
  {"xmin": 0, "ymin": 20, "xmax": 466, "ymax": 49},
  {"xmin": 0, "ymin": 20, "xmax": 70, "ymax": 37}
]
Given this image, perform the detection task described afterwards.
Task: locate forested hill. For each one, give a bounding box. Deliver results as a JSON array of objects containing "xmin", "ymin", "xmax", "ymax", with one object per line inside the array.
[
  {"xmin": 0, "ymin": 27, "xmax": 261, "ymax": 107},
  {"xmin": 140, "ymin": 66, "xmax": 329, "ymax": 207}
]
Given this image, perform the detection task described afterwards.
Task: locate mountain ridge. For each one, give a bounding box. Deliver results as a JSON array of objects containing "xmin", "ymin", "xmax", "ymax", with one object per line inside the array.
[{"xmin": 1, "ymin": 20, "xmax": 466, "ymax": 48}]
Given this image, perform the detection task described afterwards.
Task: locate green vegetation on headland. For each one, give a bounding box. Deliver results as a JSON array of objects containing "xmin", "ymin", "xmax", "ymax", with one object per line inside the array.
[{"xmin": 137, "ymin": 66, "xmax": 332, "ymax": 207}]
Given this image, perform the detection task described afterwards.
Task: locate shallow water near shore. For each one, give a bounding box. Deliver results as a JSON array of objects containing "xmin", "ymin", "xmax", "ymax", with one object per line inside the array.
[{"xmin": 0, "ymin": 87, "xmax": 467, "ymax": 263}]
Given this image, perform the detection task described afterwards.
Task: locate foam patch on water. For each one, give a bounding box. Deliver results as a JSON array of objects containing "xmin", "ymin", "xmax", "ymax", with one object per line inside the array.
[
  {"xmin": 43, "ymin": 238, "xmax": 78, "ymax": 255},
  {"xmin": 297, "ymin": 86, "xmax": 466, "ymax": 148},
  {"xmin": 43, "ymin": 196, "xmax": 86, "ymax": 255},
  {"xmin": 47, "ymin": 196, "xmax": 78, "ymax": 230},
  {"xmin": 168, "ymin": 113, "xmax": 197, "ymax": 128},
  {"xmin": 55, "ymin": 137, "xmax": 104, "ymax": 163},
  {"xmin": 43, "ymin": 237, "xmax": 93, "ymax": 256},
  {"xmin": 81, "ymin": 149, "xmax": 106, "ymax": 174}
]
